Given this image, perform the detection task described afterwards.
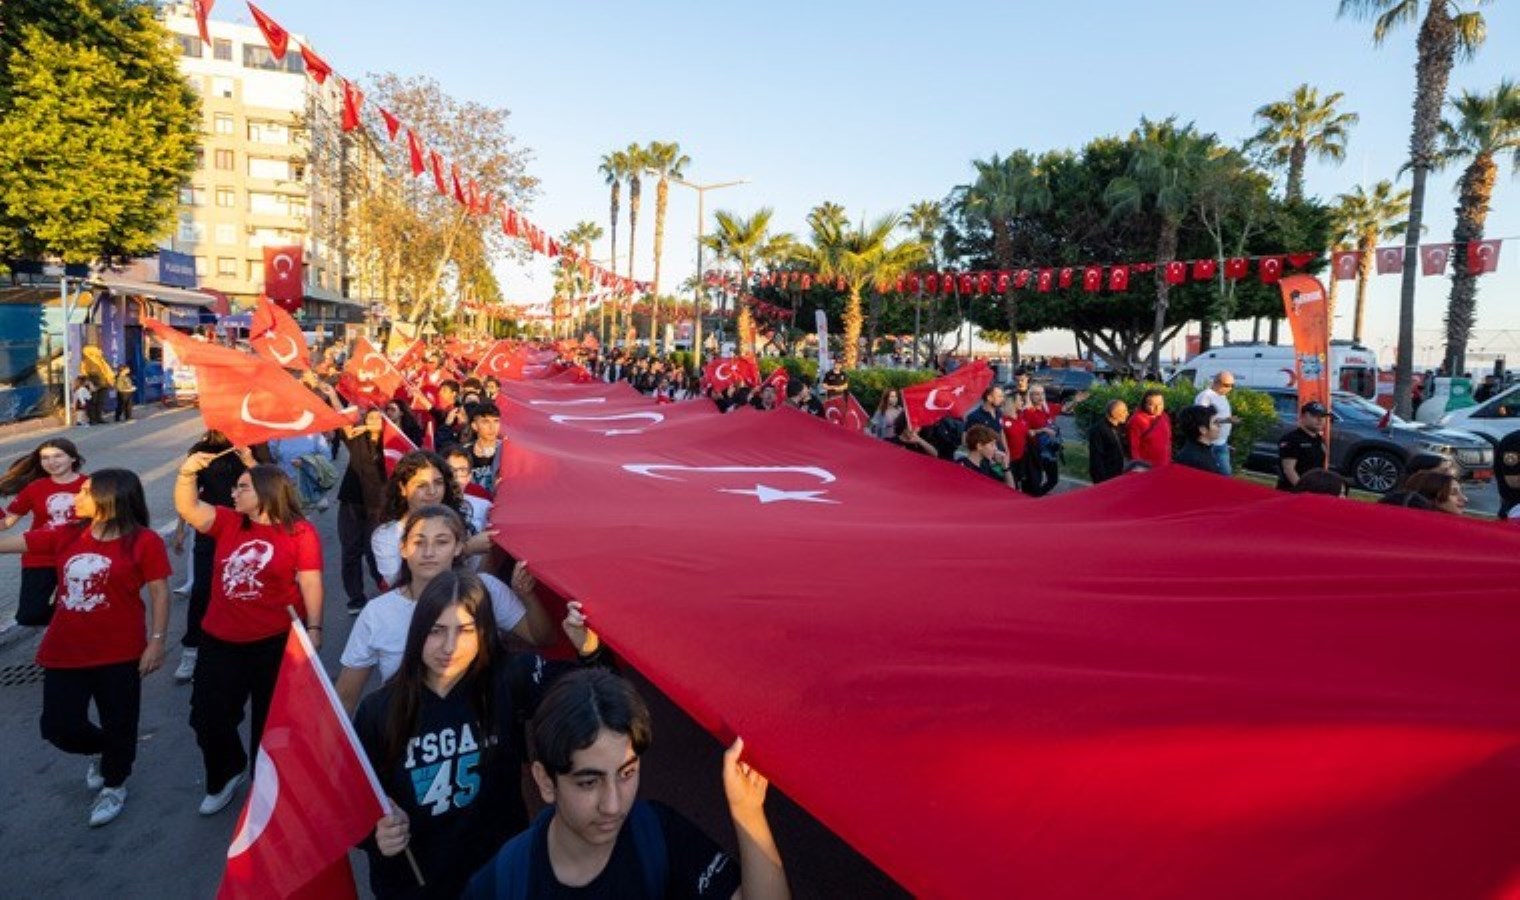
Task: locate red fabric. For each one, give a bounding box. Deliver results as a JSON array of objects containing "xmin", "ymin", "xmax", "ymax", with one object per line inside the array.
[
  {"xmin": 193, "ymin": 0, "xmax": 214, "ymax": 44},
  {"xmin": 1258, "ymin": 255, "xmax": 1285, "ymax": 284},
  {"xmin": 1021, "ymin": 402, "xmax": 1059, "ymax": 433},
  {"xmin": 1058, "ymin": 268, "xmax": 1074, "ymax": 289},
  {"xmin": 1287, "ymin": 252, "xmax": 1316, "ymax": 269},
  {"xmin": 429, "ymin": 151, "xmax": 448, "ymax": 196},
  {"xmin": 201, "ymin": 507, "xmax": 320, "ymax": 643},
  {"xmin": 1127, "ymin": 409, "xmax": 1172, "ymax": 467},
  {"xmin": 29, "ymin": 525, "xmax": 170, "ymax": 669},
  {"xmin": 489, "ymin": 379, "xmax": 1520, "ymax": 899},
  {"xmin": 143, "ymin": 320, "xmax": 353, "ymax": 447},
  {"xmin": 702, "ymin": 357, "xmax": 757, "ymax": 391},
  {"xmin": 378, "ymin": 416, "xmax": 415, "ymax": 477},
  {"xmin": 250, "ymin": 294, "xmax": 310, "ymax": 369},
  {"xmin": 761, "ymin": 366, "xmax": 790, "ymax": 401},
  {"xmin": 1191, "ymin": 259, "xmax": 1217, "ymax": 281},
  {"xmin": 1164, "ymin": 261, "xmax": 1187, "ymax": 284},
  {"xmin": 822, "ymin": 394, "xmax": 870, "ymax": 433},
  {"xmin": 1468, "ymin": 239, "xmax": 1502, "ymax": 274},
  {"xmin": 299, "ymin": 44, "xmax": 330, "ymax": 85},
  {"xmin": 901, "ymin": 360, "xmax": 993, "ymax": 429},
  {"xmin": 451, "ymin": 166, "xmax": 466, "ymax": 206},
  {"xmin": 1332, "ymin": 250, "xmax": 1361, "ymax": 281},
  {"xmin": 1015, "ymin": 269, "xmax": 1031, "ymax": 289},
  {"xmin": 394, "ymin": 338, "xmax": 426, "ymax": 372},
  {"xmin": 996, "ymin": 271, "xmax": 1011, "ymax": 293},
  {"xmin": 1421, "ymin": 243, "xmax": 1453, "ymax": 276},
  {"xmin": 340, "ymin": 79, "xmax": 364, "ymax": 132},
  {"xmin": 1376, "ymin": 246, "xmax": 1405, "ymax": 275},
  {"xmin": 405, "ymin": 130, "xmax": 425, "ymax": 176},
  {"xmin": 1107, "ymin": 265, "xmax": 1129, "ymax": 291},
  {"xmin": 1223, "ymin": 257, "xmax": 1248, "ymax": 280},
  {"xmin": 379, "ymin": 107, "xmax": 400, "ymax": 141},
  {"xmin": 246, "ymin": 3, "xmax": 289, "ymax": 59},
  {"xmin": 1081, "ymin": 266, "xmax": 1102, "ymax": 292},
  {"xmin": 1037, "ymin": 269, "xmax": 1054, "ymax": 292},
  {"xmin": 1000, "ymin": 414, "xmax": 1029, "ymax": 461},
  {"xmin": 218, "ymin": 626, "xmax": 383, "ymax": 899},
  {"xmin": 262, "ymin": 246, "xmax": 303, "ymax": 311},
  {"xmin": 7, "ymin": 474, "xmax": 85, "ymax": 568},
  {"xmin": 343, "ymin": 336, "xmax": 404, "ymax": 402}
]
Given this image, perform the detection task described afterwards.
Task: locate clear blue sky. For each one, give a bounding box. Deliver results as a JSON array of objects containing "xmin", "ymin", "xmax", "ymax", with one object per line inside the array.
[{"xmin": 252, "ymin": 0, "xmax": 1519, "ymax": 365}]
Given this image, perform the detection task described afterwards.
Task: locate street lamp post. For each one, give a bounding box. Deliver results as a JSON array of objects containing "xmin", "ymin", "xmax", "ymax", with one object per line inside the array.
[{"xmin": 667, "ymin": 176, "xmax": 747, "ymax": 371}]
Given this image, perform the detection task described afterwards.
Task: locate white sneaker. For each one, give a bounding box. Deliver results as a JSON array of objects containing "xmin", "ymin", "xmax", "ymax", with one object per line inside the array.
[
  {"xmin": 89, "ymin": 786, "xmax": 126, "ymax": 827},
  {"xmin": 199, "ymin": 772, "xmax": 244, "ymax": 816},
  {"xmin": 86, "ymin": 758, "xmax": 104, "ymax": 791},
  {"xmin": 173, "ymin": 649, "xmax": 198, "ymax": 683}
]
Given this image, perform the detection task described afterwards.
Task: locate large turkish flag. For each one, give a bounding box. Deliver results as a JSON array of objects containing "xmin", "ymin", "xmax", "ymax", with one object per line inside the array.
[{"xmin": 489, "ymin": 376, "xmax": 1520, "ymax": 900}]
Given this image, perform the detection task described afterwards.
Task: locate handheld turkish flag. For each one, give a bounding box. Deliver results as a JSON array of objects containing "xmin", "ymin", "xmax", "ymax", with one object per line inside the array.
[
  {"xmin": 901, "ymin": 359, "xmax": 993, "ymax": 429},
  {"xmin": 249, "ymin": 295, "xmax": 310, "ymax": 370},
  {"xmin": 344, "ymin": 336, "xmax": 404, "ymax": 401},
  {"xmin": 143, "ymin": 320, "xmax": 353, "ymax": 446},
  {"xmin": 262, "ymin": 246, "xmax": 304, "ymax": 313},
  {"xmin": 1375, "ymin": 246, "xmax": 1405, "ymax": 275},
  {"xmin": 1332, "ymin": 250, "xmax": 1361, "ymax": 281},
  {"xmin": 247, "ymin": 3, "xmax": 289, "ymax": 60},
  {"xmin": 1467, "ymin": 239, "xmax": 1502, "ymax": 274},
  {"xmin": 216, "ymin": 623, "xmax": 386, "ymax": 899},
  {"xmin": 299, "ymin": 44, "xmax": 330, "ymax": 85},
  {"xmin": 760, "ymin": 366, "xmax": 790, "ymax": 402},
  {"xmin": 702, "ymin": 357, "xmax": 745, "ymax": 391},
  {"xmin": 823, "ymin": 394, "xmax": 870, "ymax": 433},
  {"xmin": 192, "ymin": 0, "xmax": 214, "ymax": 44},
  {"xmin": 379, "ymin": 415, "xmax": 417, "ymax": 477}
]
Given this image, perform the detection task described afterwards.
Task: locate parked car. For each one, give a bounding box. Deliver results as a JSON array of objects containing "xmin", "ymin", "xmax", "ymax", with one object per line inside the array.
[
  {"xmin": 1245, "ymin": 389, "xmax": 1494, "ymax": 493},
  {"xmin": 1029, "ymin": 368, "xmax": 1097, "ymax": 404},
  {"xmin": 1437, "ymin": 382, "xmax": 1520, "ymax": 447}
]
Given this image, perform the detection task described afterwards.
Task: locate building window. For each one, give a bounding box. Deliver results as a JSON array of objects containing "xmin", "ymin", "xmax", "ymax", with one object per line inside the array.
[
  {"xmin": 194, "ymin": 257, "xmax": 209, "ymax": 277},
  {"xmin": 217, "ymin": 257, "xmax": 238, "ymax": 277},
  {"xmin": 211, "ymin": 76, "xmax": 234, "ymax": 99},
  {"xmin": 288, "ymin": 198, "xmax": 307, "ymax": 219},
  {"xmin": 216, "ymin": 187, "xmax": 236, "ymax": 208},
  {"xmin": 192, "ymin": 148, "xmax": 205, "ymax": 170},
  {"xmin": 247, "ymin": 157, "xmax": 292, "ymax": 180},
  {"xmin": 175, "ymin": 34, "xmax": 203, "ymax": 58},
  {"xmin": 213, "ymin": 113, "xmax": 234, "ymax": 135},
  {"xmin": 242, "ymin": 44, "xmax": 305, "ymax": 74},
  {"xmin": 247, "ymin": 121, "xmax": 289, "ymax": 145},
  {"xmin": 178, "ymin": 217, "xmax": 204, "ymax": 244},
  {"xmin": 248, "ymin": 260, "xmax": 264, "ymax": 282},
  {"xmin": 213, "ymin": 39, "xmax": 233, "ymax": 61},
  {"xmin": 214, "ymin": 149, "xmax": 234, "ymax": 171},
  {"xmin": 178, "ymin": 185, "xmax": 205, "ymax": 206},
  {"xmin": 215, "ymin": 223, "xmax": 237, "ymax": 245}
]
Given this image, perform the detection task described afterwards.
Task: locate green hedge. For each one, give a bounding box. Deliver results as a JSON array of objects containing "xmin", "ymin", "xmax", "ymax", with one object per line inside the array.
[
  {"xmin": 1070, "ymin": 381, "xmax": 1276, "ymax": 473},
  {"xmin": 756, "ymin": 359, "xmax": 938, "ymax": 411}
]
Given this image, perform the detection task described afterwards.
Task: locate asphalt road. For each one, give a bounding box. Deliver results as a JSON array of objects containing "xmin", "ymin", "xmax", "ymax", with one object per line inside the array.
[{"xmin": 0, "ymin": 406, "xmax": 906, "ymax": 899}]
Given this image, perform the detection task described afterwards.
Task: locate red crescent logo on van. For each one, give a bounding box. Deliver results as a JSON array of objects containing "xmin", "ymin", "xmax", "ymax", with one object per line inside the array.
[{"xmin": 1281, "ymin": 368, "xmax": 1298, "ymax": 387}]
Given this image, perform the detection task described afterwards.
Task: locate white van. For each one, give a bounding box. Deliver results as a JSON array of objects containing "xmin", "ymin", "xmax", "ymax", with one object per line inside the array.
[{"xmin": 1171, "ymin": 342, "xmax": 1379, "ymax": 400}]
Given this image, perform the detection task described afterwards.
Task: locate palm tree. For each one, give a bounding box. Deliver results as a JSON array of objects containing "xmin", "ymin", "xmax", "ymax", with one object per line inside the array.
[
  {"xmin": 962, "ymin": 152, "xmax": 1051, "ymax": 365},
  {"xmin": 802, "ymin": 210, "xmax": 928, "ymax": 370},
  {"xmin": 1436, "ymin": 80, "xmax": 1520, "ymax": 375},
  {"xmin": 623, "ymin": 143, "xmax": 648, "ymax": 285},
  {"xmin": 1339, "ymin": 0, "xmax": 1490, "ymax": 417},
  {"xmin": 563, "ymin": 220, "xmax": 605, "ymax": 342},
  {"xmin": 597, "ymin": 150, "xmax": 631, "ymax": 341},
  {"xmin": 1247, "ymin": 84, "xmax": 1359, "ymax": 202},
  {"xmin": 700, "ymin": 208, "xmax": 792, "ymax": 356},
  {"xmin": 905, "ymin": 201, "xmax": 944, "ymax": 366},
  {"xmin": 1105, "ymin": 117, "xmax": 1218, "ymax": 377},
  {"xmin": 1331, "ymin": 181, "xmax": 1411, "ymax": 343},
  {"xmin": 644, "ymin": 141, "xmax": 691, "ymax": 350}
]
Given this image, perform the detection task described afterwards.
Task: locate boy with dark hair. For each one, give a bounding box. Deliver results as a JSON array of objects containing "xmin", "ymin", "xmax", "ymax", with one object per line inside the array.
[{"xmin": 464, "ymin": 669, "xmax": 789, "ymax": 899}]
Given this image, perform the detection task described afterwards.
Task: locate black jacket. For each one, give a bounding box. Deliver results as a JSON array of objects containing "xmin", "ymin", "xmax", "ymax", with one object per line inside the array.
[
  {"xmin": 1088, "ymin": 420, "xmax": 1127, "ymax": 484},
  {"xmin": 338, "ymin": 430, "xmax": 388, "ymax": 520}
]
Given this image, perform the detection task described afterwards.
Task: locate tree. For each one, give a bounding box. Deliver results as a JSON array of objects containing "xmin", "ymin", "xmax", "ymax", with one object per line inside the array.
[
  {"xmin": 1105, "ymin": 117, "xmax": 1219, "ymax": 377},
  {"xmin": 0, "ymin": 0, "xmax": 199, "ymax": 263},
  {"xmin": 598, "ymin": 150, "xmax": 631, "ymax": 343},
  {"xmin": 1339, "ymin": 0, "xmax": 1490, "ymax": 417},
  {"xmin": 644, "ymin": 141, "xmax": 691, "ymax": 349},
  {"xmin": 1436, "ymin": 79, "xmax": 1520, "ymax": 375},
  {"xmin": 1247, "ymin": 84, "xmax": 1359, "ymax": 202},
  {"xmin": 561, "ymin": 221, "xmax": 604, "ymax": 340},
  {"xmin": 623, "ymin": 143, "xmax": 648, "ymax": 284},
  {"xmin": 1193, "ymin": 148, "xmax": 1273, "ymax": 345},
  {"xmin": 1331, "ymin": 181, "xmax": 1411, "ymax": 343},
  {"xmin": 961, "ymin": 151, "xmax": 1052, "ymax": 364},
  {"xmin": 700, "ymin": 208, "xmax": 792, "ymax": 356},
  {"xmin": 904, "ymin": 201, "xmax": 945, "ymax": 364},
  {"xmin": 801, "ymin": 209, "xmax": 927, "ymax": 369}
]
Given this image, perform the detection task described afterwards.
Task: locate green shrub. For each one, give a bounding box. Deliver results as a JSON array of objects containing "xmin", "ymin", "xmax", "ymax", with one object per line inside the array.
[
  {"xmin": 753, "ymin": 359, "xmax": 938, "ymax": 411},
  {"xmin": 1071, "ymin": 380, "xmax": 1276, "ymax": 472}
]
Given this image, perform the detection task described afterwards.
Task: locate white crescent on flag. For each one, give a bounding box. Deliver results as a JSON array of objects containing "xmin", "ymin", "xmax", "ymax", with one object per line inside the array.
[
  {"xmin": 227, "ymin": 748, "xmax": 279, "ymax": 858},
  {"xmin": 622, "ymin": 463, "xmax": 836, "ymax": 484},
  {"xmin": 241, "ymin": 394, "xmax": 316, "ymax": 432},
  {"xmin": 528, "ymin": 398, "xmax": 607, "ymax": 406},
  {"xmin": 924, "ymin": 386, "xmax": 964, "ymax": 411},
  {"xmin": 548, "ymin": 412, "xmax": 664, "ymax": 436},
  {"xmin": 714, "ymin": 362, "xmax": 735, "ymax": 381},
  {"xmin": 261, "ymin": 333, "xmax": 300, "ymax": 367},
  {"xmin": 359, "ymin": 352, "xmax": 389, "ymax": 379},
  {"xmin": 271, "ymin": 252, "xmax": 296, "ymax": 276}
]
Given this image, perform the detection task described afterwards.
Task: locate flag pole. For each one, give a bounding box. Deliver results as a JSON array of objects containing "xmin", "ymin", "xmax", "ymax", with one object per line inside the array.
[{"xmin": 283, "ymin": 609, "xmax": 426, "ymax": 887}]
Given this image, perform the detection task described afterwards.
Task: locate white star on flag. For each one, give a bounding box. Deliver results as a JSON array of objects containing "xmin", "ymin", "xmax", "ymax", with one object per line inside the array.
[{"xmin": 717, "ymin": 484, "xmax": 839, "ymax": 505}]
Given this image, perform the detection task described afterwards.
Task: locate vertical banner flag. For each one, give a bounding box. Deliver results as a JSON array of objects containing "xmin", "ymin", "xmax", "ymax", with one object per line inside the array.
[
  {"xmin": 1278, "ymin": 274, "xmax": 1332, "ymax": 448},
  {"xmin": 217, "ymin": 624, "xmax": 387, "ymax": 899},
  {"xmin": 249, "ymin": 294, "xmax": 310, "ymax": 370},
  {"xmin": 816, "ymin": 310, "xmax": 831, "ymax": 373},
  {"xmin": 901, "ymin": 359, "xmax": 994, "ymax": 429},
  {"xmin": 246, "ymin": 3, "xmax": 289, "ymax": 60},
  {"xmin": 193, "ymin": 0, "xmax": 214, "ymax": 44},
  {"xmin": 299, "ymin": 44, "xmax": 331, "ymax": 85},
  {"xmin": 262, "ymin": 246, "xmax": 304, "ymax": 313},
  {"xmin": 340, "ymin": 79, "xmax": 364, "ymax": 132}
]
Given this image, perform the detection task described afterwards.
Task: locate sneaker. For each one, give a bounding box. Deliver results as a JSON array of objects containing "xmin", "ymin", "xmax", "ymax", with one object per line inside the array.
[
  {"xmin": 86, "ymin": 758, "xmax": 104, "ymax": 791},
  {"xmin": 173, "ymin": 648, "xmax": 198, "ymax": 684},
  {"xmin": 316, "ymin": 498, "xmax": 330, "ymax": 512},
  {"xmin": 89, "ymin": 786, "xmax": 127, "ymax": 827},
  {"xmin": 346, "ymin": 599, "xmax": 365, "ymax": 616},
  {"xmin": 199, "ymin": 772, "xmax": 244, "ymax": 816}
]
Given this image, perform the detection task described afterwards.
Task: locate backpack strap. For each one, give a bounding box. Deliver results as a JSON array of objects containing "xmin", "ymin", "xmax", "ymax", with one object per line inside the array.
[{"xmin": 626, "ymin": 800, "xmax": 668, "ymax": 899}]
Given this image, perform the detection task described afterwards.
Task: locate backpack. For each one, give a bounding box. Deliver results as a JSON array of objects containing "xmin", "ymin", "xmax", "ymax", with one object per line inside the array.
[{"xmin": 474, "ymin": 801, "xmax": 667, "ymax": 900}]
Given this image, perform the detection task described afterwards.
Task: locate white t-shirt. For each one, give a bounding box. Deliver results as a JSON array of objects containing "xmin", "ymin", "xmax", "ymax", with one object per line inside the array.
[
  {"xmin": 339, "ymin": 571, "xmax": 527, "ymax": 683},
  {"xmin": 371, "ymin": 519, "xmax": 404, "ymax": 584},
  {"xmin": 1195, "ymin": 387, "xmax": 1233, "ymax": 446},
  {"xmin": 462, "ymin": 495, "xmax": 491, "ymax": 535}
]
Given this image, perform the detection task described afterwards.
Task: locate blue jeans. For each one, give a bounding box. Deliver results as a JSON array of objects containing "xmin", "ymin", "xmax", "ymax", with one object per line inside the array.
[{"xmin": 1210, "ymin": 444, "xmax": 1231, "ymax": 475}]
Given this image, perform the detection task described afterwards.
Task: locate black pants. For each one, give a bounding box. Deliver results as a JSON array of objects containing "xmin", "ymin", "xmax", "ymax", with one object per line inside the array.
[
  {"xmin": 1028, "ymin": 457, "xmax": 1061, "ymax": 497},
  {"xmin": 190, "ymin": 632, "xmax": 284, "ymax": 793},
  {"xmin": 337, "ymin": 501, "xmax": 380, "ymax": 605},
  {"xmin": 114, "ymin": 391, "xmax": 134, "ymax": 421},
  {"xmin": 86, "ymin": 388, "xmax": 106, "ymax": 424},
  {"xmin": 16, "ymin": 566, "xmax": 57, "ymax": 626},
  {"xmin": 182, "ymin": 536, "xmax": 215, "ymax": 649},
  {"xmin": 41, "ymin": 661, "xmax": 140, "ymax": 788}
]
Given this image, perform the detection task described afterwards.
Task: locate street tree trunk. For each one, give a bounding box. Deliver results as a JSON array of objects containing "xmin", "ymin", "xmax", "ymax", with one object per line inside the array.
[{"xmin": 1442, "ymin": 154, "xmax": 1495, "ymax": 376}]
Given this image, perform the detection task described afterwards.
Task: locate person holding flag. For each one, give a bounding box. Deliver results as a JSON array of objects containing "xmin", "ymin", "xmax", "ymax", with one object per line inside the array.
[
  {"xmin": 337, "ymin": 409, "xmax": 390, "ymax": 615},
  {"xmin": 354, "ymin": 571, "xmax": 606, "ymax": 899}
]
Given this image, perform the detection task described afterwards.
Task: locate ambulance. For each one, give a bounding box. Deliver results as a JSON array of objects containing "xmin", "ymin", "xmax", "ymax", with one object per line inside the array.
[{"xmin": 1171, "ymin": 342, "xmax": 1379, "ymax": 400}]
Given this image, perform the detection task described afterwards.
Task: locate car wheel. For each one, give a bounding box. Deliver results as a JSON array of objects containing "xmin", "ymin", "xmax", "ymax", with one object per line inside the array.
[{"xmin": 1351, "ymin": 450, "xmax": 1402, "ymax": 494}]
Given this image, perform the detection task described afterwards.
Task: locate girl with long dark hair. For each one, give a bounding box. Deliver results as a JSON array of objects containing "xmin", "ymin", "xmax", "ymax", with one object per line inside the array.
[
  {"xmin": 354, "ymin": 571, "xmax": 603, "ymax": 899},
  {"xmin": 175, "ymin": 455, "xmax": 324, "ymax": 818},
  {"xmin": 0, "ymin": 438, "xmax": 87, "ymax": 626},
  {"xmin": 0, "ymin": 469, "xmax": 171, "ymax": 827},
  {"xmin": 370, "ymin": 451, "xmax": 494, "ymax": 587}
]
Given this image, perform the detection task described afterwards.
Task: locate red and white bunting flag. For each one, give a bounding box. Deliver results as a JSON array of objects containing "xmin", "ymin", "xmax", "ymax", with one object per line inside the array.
[
  {"xmin": 1331, "ymin": 250, "xmax": 1361, "ymax": 281},
  {"xmin": 216, "ymin": 625, "xmax": 386, "ymax": 899},
  {"xmin": 340, "ymin": 79, "xmax": 363, "ymax": 132},
  {"xmin": 1375, "ymin": 246, "xmax": 1405, "ymax": 275},
  {"xmin": 1058, "ymin": 268, "xmax": 1074, "ymax": 289},
  {"xmin": 379, "ymin": 108, "xmax": 401, "ymax": 141},
  {"xmin": 1287, "ymin": 252, "xmax": 1316, "ymax": 269},
  {"xmin": 823, "ymin": 394, "xmax": 871, "ymax": 433},
  {"xmin": 249, "ymin": 294, "xmax": 310, "ymax": 370},
  {"xmin": 1223, "ymin": 258, "xmax": 1249, "ymax": 281},
  {"xmin": 192, "ymin": 0, "xmax": 214, "ymax": 44},
  {"xmin": 1107, "ymin": 266, "xmax": 1129, "ymax": 292},
  {"xmin": 429, "ymin": 151, "xmax": 448, "ymax": 196},
  {"xmin": 1467, "ymin": 239, "xmax": 1502, "ymax": 275},
  {"xmin": 1192, "ymin": 259, "xmax": 1217, "ymax": 281},
  {"xmin": 299, "ymin": 44, "xmax": 330, "ymax": 85},
  {"xmin": 1163, "ymin": 261, "xmax": 1187, "ymax": 285},
  {"xmin": 246, "ymin": 3, "xmax": 289, "ymax": 60},
  {"xmin": 1420, "ymin": 243, "xmax": 1452, "ymax": 277},
  {"xmin": 901, "ymin": 359, "xmax": 993, "ymax": 430},
  {"xmin": 1037, "ymin": 269, "xmax": 1054, "ymax": 293},
  {"xmin": 1082, "ymin": 266, "xmax": 1102, "ymax": 292},
  {"xmin": 1258, "ymin": 256, "xmax": 1284, "ymax": 284},
  {"xmin": 405, "ymin": 130, "xmax": 425, "ymax": 176},
  {"xmin": 143, "ymin": 320, "xmax": 352, "ymax": 446}
]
